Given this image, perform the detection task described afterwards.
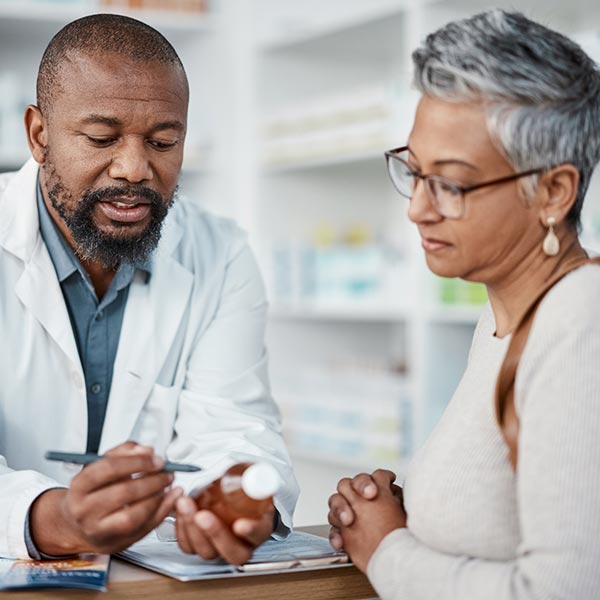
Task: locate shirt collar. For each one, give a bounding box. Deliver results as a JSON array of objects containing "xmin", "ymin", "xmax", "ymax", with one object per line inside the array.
[{"xmin": 36, "ymin": 180, "xmax": 153, "ymax": 283}]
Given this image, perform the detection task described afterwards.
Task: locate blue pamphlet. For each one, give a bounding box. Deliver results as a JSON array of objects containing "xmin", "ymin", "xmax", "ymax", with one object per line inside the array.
[{"xmin": 0, "ymin": 554, "xmax": 110, "ymax": 591}]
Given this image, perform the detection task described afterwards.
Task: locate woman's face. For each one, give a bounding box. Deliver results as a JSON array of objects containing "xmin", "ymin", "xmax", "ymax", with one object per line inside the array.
[{"xmin": 406, "ymin": 95, "xmax": 542, "ymax": 284}]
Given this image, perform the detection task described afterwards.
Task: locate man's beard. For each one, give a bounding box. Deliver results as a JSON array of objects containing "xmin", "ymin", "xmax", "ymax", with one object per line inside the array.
[{"xmin": 43, "ymin": 162, "xmax": 175, "ymax": 269}]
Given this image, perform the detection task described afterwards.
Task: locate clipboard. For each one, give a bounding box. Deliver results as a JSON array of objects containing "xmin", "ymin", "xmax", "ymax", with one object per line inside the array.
[{"xmin": 118, "ymin": 531, "xmax": 349, "ymax": 581}]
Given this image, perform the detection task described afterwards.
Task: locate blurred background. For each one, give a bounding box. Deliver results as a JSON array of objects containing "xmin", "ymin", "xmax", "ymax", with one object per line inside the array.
[{"xmin": 1, "ymin": 0, "xmax": 599, "ymax": 526}]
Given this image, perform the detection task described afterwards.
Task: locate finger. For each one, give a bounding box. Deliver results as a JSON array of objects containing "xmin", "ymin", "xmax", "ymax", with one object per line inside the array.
[
  {"xmin": 337, "ymin": 477, "xmax": 360, "ymax": 505},
  {"xmin": 231, "ymin": 510, "xmax": 274, "ymax": 547},
  {"xmin": 77, "ymin": 471, "xmax": 175, "ymax": 519},
  {"xmin": 103, "ymin": 442, "xmax": 153, "ymax": 458},
  {"xmin": 350, "ymin": 473, "xmax": 378, "ymax": 499},
  {"xmin": 329, "ymin": 526, "xmax": 343, "ymax": 551},
  {"xmin": 98, "ymin": 490, "xmax": 167, "ymax": 539},
  {"xmin": 391, "ymin": 484, "xmax": 403, "ymax": 501},
  {"xmin": 71, "ymin": 454, "xmax": 166, "ymax": 495},
  {"xmin": 195, "ymin": 511, "xmax": 254, "ymax": 565},
  {"xmin": 126, "ymin": 486, "xmax": 183, "ymax": 542},
  {"xmin": 371, "ymin": 469, "xmax": 397, "ymax": 490},
  {"xmin": 175, "ymin": 498, "xmax": 193, "ymax": 554},
  {"xmin": 176, "ymin": 497, "xmax": 218, "ymax": 559},
  {"xmin": 153, "ymin": 487, "xmax": 184, "ymax": 528},
  {"xmin": 327, "ymin": 493, "xmax": 354, "ymax": 527}
]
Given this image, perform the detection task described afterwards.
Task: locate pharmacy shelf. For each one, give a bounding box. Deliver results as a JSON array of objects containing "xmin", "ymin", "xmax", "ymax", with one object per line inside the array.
[
  {"xmin": 289, "ymin": 448, "xmax": 411, "ymax": 477},
  {"xmin": 263, "ymin": 150, "xmax": 384, "ymax": 174},
  {"xmin": 0, "ymin": 1, "xmax": 213, "ymax": 35},
  {"xmin": 259, "ymin": 0, "xmax": 421, "ymax": 51},
  {"xmin": 269, "ymin": 301, "xmax": 408, "ymax": 322},
  {"xmin": 426, "ymin": 304, "xmax": 485, "ymax": 325}
]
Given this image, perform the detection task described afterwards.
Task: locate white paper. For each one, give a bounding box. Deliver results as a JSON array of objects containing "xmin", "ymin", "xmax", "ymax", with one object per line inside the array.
[{"xmin": 119, "ymin": 531, "xmax": 346, "ymax": 580}]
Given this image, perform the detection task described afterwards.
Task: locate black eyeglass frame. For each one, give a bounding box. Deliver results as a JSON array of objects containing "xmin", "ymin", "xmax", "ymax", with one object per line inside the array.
[{"xmin": 384, "ymin": 145, "xmax": 548, "ymax": 219}]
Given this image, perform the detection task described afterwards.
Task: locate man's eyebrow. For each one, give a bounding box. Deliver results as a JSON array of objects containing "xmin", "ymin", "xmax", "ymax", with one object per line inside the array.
[
  {"xmin": 78, "ymin": 116, "xmax": 185, "ymax": 132},
  {"xmin": 152, "ymin": 120, "xmax": 185, "ymax": 132},
  {"xmin": 80, "ymin": 114, "xmax": 122, "ymax": 126}
]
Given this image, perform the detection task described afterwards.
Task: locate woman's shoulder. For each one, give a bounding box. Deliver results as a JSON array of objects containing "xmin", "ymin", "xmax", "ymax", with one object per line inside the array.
[{"xmin": 537, "ymin": 262, "xmax": 600, "ymax": 328}]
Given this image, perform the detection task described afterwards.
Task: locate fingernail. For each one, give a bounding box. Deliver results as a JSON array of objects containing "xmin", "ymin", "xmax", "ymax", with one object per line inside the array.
[
  {"xmin": 153, "ymin": 455, "xmax": 164, "ymax": 469},
  {"xmin": 330, "ymin": 535, "xmax": 341, "ymax": 550},
  {"xmin": 233, "ymin": 520, "xmax": 252, "ymax": 536},
  {"xmin": 340, "ymin": 511, "xmax": 351, "ymax": 525},
  {"xmin": 365, "ymin": 484, "xmax": 377, "ymax": 497},
  {"xmin": 177, "ymin": 497, "xmax": 194, "ymax": 515},
  {"xmin": 195, "ymin": 512, "xmax": 215, "ymax": 530}
]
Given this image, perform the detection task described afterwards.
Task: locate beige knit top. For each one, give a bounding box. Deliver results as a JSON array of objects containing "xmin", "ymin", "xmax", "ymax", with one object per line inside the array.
[{"xmin": 367, "ymin": 264, "xmax": 600, "ymax": 600}]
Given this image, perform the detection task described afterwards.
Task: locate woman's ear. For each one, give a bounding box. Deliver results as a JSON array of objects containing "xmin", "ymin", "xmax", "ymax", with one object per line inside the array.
[
  {"xmin": 536, "ymin": 163, "xmax": 579, "ymax": 225},
  {"xmin": 24, "ymin": 105, "xmax": 48, "ymax": 165}
]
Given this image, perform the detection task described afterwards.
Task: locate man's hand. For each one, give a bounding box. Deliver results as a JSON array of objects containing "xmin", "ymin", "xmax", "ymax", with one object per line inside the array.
[
  {"xmin": 30, "ymin": 442, "xmax": 184, "ymax": 556},
  {"xmin": 174, "ymin": 496, "xmax": 275, "ymax": 565},
  {"xmin": 327, "ymin": 469, "xmax": 406, "ymax": 572}
]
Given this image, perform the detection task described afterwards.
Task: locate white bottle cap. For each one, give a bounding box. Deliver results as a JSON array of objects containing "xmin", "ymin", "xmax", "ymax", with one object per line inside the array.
[{"xmin": 241, "ymin": 463, "xmax": 281, "ymax": 500}]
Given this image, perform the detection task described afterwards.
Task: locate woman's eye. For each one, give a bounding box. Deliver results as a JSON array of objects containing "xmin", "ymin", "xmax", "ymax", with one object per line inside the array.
[{"xmin": 438, "ymin": 181, "xmax": 460, "ymax": 194}]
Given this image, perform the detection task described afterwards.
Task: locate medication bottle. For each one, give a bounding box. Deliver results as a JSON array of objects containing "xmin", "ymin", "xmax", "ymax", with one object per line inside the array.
[{"xmin": 192, "ymin": 462, "xmax": 280, "ymax": 525}]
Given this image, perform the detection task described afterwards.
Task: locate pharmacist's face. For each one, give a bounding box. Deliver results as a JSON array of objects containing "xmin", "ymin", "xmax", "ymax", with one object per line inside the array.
[
  {"xmin": 405, "ymin": 95, "xmax": 541, "ymax": 283},
  {"xmin": 38, "ymin": 52, "xmax": 187, "ymax": 267}
]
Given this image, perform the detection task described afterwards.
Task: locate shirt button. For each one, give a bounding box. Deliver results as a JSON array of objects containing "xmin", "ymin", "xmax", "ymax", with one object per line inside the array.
[
  {"xmin": 91, "ymin": 383, "xmax": 102, "ymax": 395},
  {"xmin": 95, "ymin": 311, "xmax": 104, "ymax": 320}
]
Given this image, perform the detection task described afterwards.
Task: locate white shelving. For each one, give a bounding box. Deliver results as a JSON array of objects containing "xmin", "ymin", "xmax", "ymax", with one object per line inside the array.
[
  {"xmin": 0, "ymin": 1, "xmax": 212, "ymax": 34},
  {"xmin": 269, "ymin": 300, "xmax": 408, "ymax": 322},
  {"xmin": 249, "ymin": 0, "xmax": 600, "ymax": 527},
  {"xmin": 3, "ymin": 0, "xmax": 600, "ymax": 527}
]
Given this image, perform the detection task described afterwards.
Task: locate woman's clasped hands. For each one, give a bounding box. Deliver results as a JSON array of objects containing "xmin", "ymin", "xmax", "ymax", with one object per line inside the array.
[{"xmin": 327, "ymin": 469, "xmax": 407, "ymax": 572}]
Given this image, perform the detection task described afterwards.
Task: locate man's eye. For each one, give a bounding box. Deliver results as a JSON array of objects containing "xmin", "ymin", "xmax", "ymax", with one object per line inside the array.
[
  {"xmin": 148, "ymin": 140, "xmax": 178, "ymax": 150},
  {"xmin": 86, "ymin": 136, "xmax": 115, "ymax": 147}
]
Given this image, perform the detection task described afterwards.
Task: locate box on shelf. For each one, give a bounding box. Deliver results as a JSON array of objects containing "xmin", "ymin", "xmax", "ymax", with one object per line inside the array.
[
  {"xmin": 261, "ymin": 85, "xmax": 396, "ymax": 168},
  {"xmin": 0, "ymin": 72, "xmax": 30, "ymax": 166},
  {"xmin": 272, "ymin": 363, "xmax": 412, "ymax": 468},
  {"xmin": 99, "ymin": 0, "xmax": 207, "ymax": 13},
  {"xmin": 266, "ymin": 223, "xmax": 407, "ymax": 306},
  {"xmin": 438, "ymin": 278, "xmax": 488, "ymax": 306}
]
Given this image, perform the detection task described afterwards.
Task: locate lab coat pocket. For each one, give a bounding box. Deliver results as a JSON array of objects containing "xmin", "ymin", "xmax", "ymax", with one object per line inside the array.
[{"xmin": 129, "ymin": 383, "xmax": 180, "ymax": 453}]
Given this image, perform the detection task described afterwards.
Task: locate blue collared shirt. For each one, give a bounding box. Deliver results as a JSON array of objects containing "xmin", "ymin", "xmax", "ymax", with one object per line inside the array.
[
  {"xmin": 26, "ymin": 183, "xmax": 152, "ymax": 559},
  {"xmin": 36, "ymin": 183, "xmax": 152, "ymax": 453}
]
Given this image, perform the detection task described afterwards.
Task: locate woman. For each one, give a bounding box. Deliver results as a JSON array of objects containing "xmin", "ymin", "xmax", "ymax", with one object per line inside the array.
[{"xmin": 327, "ymin": 10, "xmax": 600, "ymax": 600}]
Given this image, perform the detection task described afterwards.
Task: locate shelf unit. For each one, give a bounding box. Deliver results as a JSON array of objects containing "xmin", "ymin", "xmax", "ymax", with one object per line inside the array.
[
  {"xmin": 2, "ymin": 0, "xmax": 600, "ymax": 527},
  {"xmin": 249, "ymin": 0, "xmax": 600, "ymax": 525}
]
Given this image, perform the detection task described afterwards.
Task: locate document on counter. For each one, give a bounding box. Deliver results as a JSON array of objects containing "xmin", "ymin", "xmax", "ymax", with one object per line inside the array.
[{"xmin": 118, "ymin": 530, "xmax": 349, "ymax": 581}]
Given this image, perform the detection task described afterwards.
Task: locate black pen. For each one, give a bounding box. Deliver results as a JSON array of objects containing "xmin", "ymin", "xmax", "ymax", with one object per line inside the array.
[{"xmin": 45, "ymin": 451, "xmax": 202, "ymax": 473}]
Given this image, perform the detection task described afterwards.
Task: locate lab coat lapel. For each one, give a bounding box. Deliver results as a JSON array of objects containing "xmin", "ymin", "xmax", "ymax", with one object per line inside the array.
[
  {"xmin": 15, "ymin": 240, "xmax": 82, "ymax": 370},
  {"xmin": 1, "ymin": 159, "xmax": 81, "ymax": 370},
  {"xmin": 100, "ymin": 218, "xmax": 194, "ymax": 451}
]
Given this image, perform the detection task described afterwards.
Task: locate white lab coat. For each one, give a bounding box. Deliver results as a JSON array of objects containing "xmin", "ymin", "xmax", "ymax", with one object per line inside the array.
[{"xmin": 0, "ymin": 159, "xmax": 299, "ymax": 558}]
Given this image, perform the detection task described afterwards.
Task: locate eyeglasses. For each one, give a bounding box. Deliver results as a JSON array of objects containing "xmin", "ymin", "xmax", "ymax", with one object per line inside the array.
[{"xmin": 385, "ymin": 146, "xmax": 546, "ymax": 219}]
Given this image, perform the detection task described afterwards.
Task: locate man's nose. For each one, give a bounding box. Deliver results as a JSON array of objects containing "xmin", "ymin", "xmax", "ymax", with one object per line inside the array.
[
  {"xmin": 407, "ymin": 179, "xmax": 442, "ymax": 224},
  {"xmin": 108, "ymin": 139, "xmax": 153, "ymax": 184}
]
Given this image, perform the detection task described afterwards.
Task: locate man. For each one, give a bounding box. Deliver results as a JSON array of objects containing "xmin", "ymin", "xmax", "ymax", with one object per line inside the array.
[{"xmin": 0, "ymin": 13, "xmax": 298, "ymax": 564}]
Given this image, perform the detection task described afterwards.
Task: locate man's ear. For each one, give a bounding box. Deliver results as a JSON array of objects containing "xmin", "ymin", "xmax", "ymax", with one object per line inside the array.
[
  {"xmin": 24, "ymin": 105, "xmax": 48, "ymax": 165},
  {"xmin": 535, "ymin": 163, "xmax": 579, "ymax": 226}
]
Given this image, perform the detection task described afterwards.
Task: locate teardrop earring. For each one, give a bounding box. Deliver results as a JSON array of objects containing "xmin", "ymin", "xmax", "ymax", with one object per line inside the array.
[{"xmin": 542, "ymin": 216, "xmax": 560, "ymax": 256}]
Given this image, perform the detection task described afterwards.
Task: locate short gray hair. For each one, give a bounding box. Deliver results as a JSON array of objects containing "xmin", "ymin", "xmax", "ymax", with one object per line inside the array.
[{"xmin": 412, "ymin": 10, "xmax": 600, "ymax": 229}]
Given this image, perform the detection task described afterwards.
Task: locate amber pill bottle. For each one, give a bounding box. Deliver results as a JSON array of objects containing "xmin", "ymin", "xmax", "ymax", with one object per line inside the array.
[{"xmin": 193, "ymin": 462, "xmax": 280, "ymax": 525}]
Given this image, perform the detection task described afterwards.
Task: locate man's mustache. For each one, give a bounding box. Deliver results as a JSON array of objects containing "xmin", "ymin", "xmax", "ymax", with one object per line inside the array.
[{"xmin": 83, "ymin": 186, "xmax": 165, "ymax": 206}]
